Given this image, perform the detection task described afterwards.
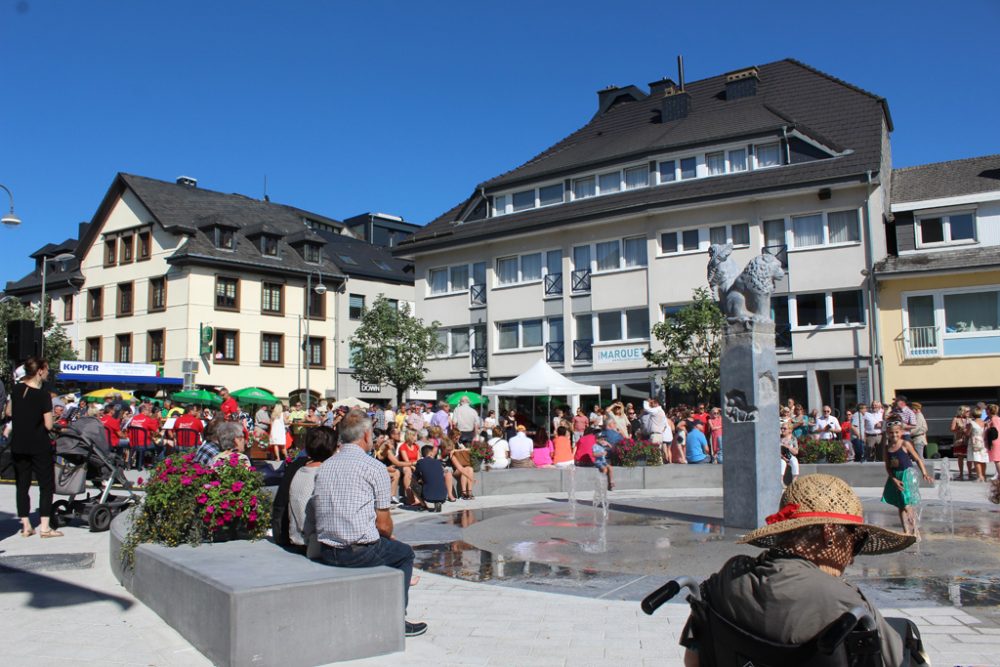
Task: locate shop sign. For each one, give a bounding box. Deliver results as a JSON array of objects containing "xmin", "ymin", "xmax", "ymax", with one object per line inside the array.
[
  {"xmin": 60, "ymin": 361, "xmax": 158, "ymax": 377},
  {"xmin": 359, "ymin": 382, "xmax": 382, "ymax": 393},
  {"xmin": 594, "ymin": 345, "xmax": 646, "ymax": 366}
]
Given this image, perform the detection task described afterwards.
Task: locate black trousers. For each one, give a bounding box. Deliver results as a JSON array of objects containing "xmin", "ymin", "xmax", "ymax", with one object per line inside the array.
[{"xmin": 13, "ymin": 451, "xmax": 54, "ymax": 518}]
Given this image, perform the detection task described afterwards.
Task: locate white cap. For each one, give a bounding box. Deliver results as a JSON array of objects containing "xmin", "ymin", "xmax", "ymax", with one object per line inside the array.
[{"xmin": 13, "ymin": 365, "xmax": 26, "ymax": 382}]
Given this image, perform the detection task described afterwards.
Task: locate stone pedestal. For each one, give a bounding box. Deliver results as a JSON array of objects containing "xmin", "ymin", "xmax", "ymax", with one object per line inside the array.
[{"xmin": 721, "ymin": 321, "xmax": 783, "ymax": 529}]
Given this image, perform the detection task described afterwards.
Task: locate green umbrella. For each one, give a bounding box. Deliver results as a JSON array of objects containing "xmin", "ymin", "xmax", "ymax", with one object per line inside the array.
[
  {"xmin": 171, "ymin": 389, "xmax": 223, "ymax": 407},
  {"xmin": 230, "ymin": 386, "xmax": 278, "ymax": 407},
  {"xmin": 445, "ymin": 391, "xmax": 484, "ymax": 407}
]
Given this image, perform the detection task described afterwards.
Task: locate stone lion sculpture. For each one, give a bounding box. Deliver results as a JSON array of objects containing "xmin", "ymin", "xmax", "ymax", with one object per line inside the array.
[{"xmin": 720, "ymin": 252, "xmax": 785, "ymax": 325}]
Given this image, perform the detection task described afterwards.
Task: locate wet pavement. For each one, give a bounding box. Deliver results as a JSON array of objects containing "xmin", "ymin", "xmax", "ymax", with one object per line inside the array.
[{"xmin": 396, "ymin": 494, "xmax": 1000, "ymax": 619}]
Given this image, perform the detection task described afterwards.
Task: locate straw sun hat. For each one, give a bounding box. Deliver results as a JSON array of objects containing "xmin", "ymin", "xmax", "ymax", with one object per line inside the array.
[{"xmin": 738, "ymin": 474, "xmax": 915, "ymax": 555}]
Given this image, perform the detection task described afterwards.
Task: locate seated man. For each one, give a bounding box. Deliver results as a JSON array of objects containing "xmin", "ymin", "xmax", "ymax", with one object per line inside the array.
[
  {"xmin": 681, "ymin": 474, "xmax": 925, "ymax": 666},
  {"xmin": 685, "ymin": 421, "xmax": 711, "ymax": 464},
  {"xmin": 208, "ymin": 421, "xmax": 252, "ymax": 468},
  {"xmin": 312, "ymin": 409, "xmax": 428, "ymax": 638},
  {"xmin": 508, "ymin": 425, "xmax": 535, "ymax": 468},
  {"xmin": 411, "ymin": 444, "xmax": 448, "ymax": 512}
]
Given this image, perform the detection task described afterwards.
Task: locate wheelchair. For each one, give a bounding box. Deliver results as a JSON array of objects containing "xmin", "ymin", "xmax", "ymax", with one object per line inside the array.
[{"xmin": 642, "ymin": 576, "xmax": 928, "ymax": 666}]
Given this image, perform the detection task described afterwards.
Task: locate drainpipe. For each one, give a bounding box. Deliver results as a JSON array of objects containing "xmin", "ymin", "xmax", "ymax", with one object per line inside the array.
[
  {"xmin": 863, "ymin": 170, "xmax": 885, "ymax": 401},
  {"xmin": 781, "ymin": 126, "xmax": 791, "ymax": 164}
]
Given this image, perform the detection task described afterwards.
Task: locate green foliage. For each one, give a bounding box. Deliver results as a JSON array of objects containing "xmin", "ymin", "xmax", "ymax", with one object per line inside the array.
[
  {"xmin": 350, "ymin": 296, "xmax": 444, "ymax": 406},
  {"xmin": 796, "ymin": 437, "xmax": 848, "ymax": 464},
  {"xmin": 467, "ymin": 439, "xmax": 494, "ymax": 466},
  {"xmin": 0, "ymin": 296, "xmax": 77, "ymax": 379},
  {"xmin": 121, "ymin": 453, "xmax": 272, "ymax": 568},
  {"xmin": 644, "ymin": 287, "xmax": 725, "ymax": 404}
]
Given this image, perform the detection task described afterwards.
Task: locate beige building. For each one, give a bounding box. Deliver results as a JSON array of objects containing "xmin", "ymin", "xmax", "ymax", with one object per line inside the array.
[
  {"xmin": 6, "ymin": 175, "xmax": 416, "ymax": 403},
  {"xmin": 396, "ymin": 60, "xmax": 894, "ymax": 414}
]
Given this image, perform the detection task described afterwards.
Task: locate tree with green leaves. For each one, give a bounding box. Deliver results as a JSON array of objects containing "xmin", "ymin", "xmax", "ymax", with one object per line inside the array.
[
  {"xmin": 0, "ymin": 296, "xmax": 78, "ymax": 381},
  {"xmin": 644, "ymin": 287, "xmax": 725, "ymax": 405},
  {"xmin": 350, "ymin": 296, "xmax": 444, "ymax": 406}
]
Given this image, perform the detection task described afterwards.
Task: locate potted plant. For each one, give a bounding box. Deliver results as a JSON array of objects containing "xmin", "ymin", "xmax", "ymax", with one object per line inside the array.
[
  {"xmin": 467, "ymin": 439, "xmax": 494, "ymax": 471},
  {"xmin": 121, "ymin": 453, "xmax": 272, "ymax": 567}
]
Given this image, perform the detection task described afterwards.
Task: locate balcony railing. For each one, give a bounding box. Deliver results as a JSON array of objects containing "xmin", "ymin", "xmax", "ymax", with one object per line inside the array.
[
  {"xmin": 469, "ymin": 283, "xmax": 486, "ymax": 306},
  {"xmin": 471, "ymin": 348, "xmax": 487, "ymax": 369},
  {"xmin": 763, "ymin": 242, "xmax": 789, "ymax": 269},
  {"xmin": 571, "ymin": 269, "xmax": 591, "ymax": 293},
  {"xmin": 573, "ymin": 338, "xmax": 593, "ymax": 362},
  {"xmin": 545, "ymin": 341, "xmax": 565, "ymax": 364},
  {"xmin": 775, "ymin": 323, "xmax": 792, "ymax": 351},
  {"xmin": 544, "ymin": 272, "xmax": 563, "ymax": 296},
  {"xmin": 904, "ymin": 326, "xmax": 941, "ymax": 358}
]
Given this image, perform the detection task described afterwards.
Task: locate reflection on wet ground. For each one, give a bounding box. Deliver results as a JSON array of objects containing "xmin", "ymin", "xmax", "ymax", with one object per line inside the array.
[{"xmin": 395, "ymin": 496, "xmax": 1000, "ymax": 613}]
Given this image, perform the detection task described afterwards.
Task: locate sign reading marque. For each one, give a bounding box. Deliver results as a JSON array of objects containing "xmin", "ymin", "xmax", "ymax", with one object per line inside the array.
[
  {"xmin": 359, "ymin": 382, "xmax": 382, "ymax": 393},
  {"xmin": 594, "ymin": 345, "xmax": 646, "ymax": 366},
  {"xmin": 60, "ymin": 361, "xmax": 159, "ymax": 377}
]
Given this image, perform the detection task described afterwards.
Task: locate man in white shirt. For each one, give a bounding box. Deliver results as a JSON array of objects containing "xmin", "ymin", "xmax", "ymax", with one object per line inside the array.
[
  {"xmin": 508, "ymin": 425, "xmax": 534, "ymax": 468},
  {"xmin": 863, "ymin": 401, "xmax": 884, "ymax": 462},
  {"xmin": 812, "ymin": 406, "xmax": 841, "ymax": 440},
  {"xmin": 452, "ymin": 397, "xmax": 481, "ymax": 444},
  {"xmin": 642, "ymin": 398, "xmax": 669, "ymax": 458}
]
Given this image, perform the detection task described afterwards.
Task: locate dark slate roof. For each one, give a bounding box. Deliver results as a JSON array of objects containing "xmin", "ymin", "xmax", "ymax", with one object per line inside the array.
[
  {"xmin": 892, "ymin": 154, "xmax": 1000, "ymax": 204},
  {"xmin": 315, "ymin": 230, "xmax": 412, "ymax": 283},
  {"xmin": 401, "ymin": 59, "xmax": 890, "ymax": 254},
  {"xmin": 4, "ymin": 260, "xmax": 84, "ymax": 295},
  {"xmin": 875, "ymin": 246, "xmax": 1000, "ymax": 276}
]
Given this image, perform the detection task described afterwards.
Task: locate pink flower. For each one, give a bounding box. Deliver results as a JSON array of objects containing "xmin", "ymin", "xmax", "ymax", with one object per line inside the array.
[
  {"xmin": 249, "ymin": 496, "xmax": 258, "ymax": 507},
  {"xmin": 205, "ymin": 505, "xmax": 215, "ymax": 514},
  {"xmin": 223, "ymin": 512, "xmax": 233, "ymax": 522},
  {"xmin": 248, "ymin": 512, "xmax": 258, "ymax": 523},
  {"xmin": 211, "ymin": 480, "xmax": 221, "ymax": 487},
  {"xmin": 235, "ymin": 509, "xmax": 243, "ymax": 517},
  {"xmin": 180, "ymin": 476, "xmax": 193, "ymax": 486},
  {"xmin": 164, "ymin": 458, "xmax": 173, "ymax": 467},
  {"xmin": 196, "ymin": 494, "xmax": 208, "ymax": 504},
  {"xmin": 216, "ymin": 518, "xmax": 225, "ymax": 526},
  {"xmin": 203, "ymin": 516, "xmax": 212, "ymax": 524},
  {"xmin": 220, "ymin": 501, "xmax": 230, "ymax": 510},
  {"xmin": 231, "ymin": 481, "xmax": 244, "ymax": 493},
  {"xmin": 136, "ymin": 477, "xmax": 144, "ymax": 486}
]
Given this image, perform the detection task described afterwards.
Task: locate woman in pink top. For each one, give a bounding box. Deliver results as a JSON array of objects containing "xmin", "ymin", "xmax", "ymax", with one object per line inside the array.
[
  {"xmin": 987, "ymin": 403, "xmax": 1000, "ymax": 479},
  {"xmin": 531, "ymin": 428, "xmax": 555, "ymax": 468},
  {"xmin": 551, "ymin": 426, "xmax": 575, "ymax": 468},
  {"xmin": 707, "ymin": 408, "xmax": 723, "ymax": 459},
  {"xmin": 572, "ymin": 408, "xmax": 589, "ymax": 444}
]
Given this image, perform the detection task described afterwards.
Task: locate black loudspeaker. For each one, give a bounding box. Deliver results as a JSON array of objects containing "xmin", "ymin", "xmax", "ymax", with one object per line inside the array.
[{"xmin": 7, "ymin": 319, "xmax": 41, "ymax": 364}]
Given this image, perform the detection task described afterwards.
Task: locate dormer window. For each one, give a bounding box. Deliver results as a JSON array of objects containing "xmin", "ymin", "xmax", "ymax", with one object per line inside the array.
[
  {"xmin": 303, "ymin": 243, "xmax": 321, "ymax": 263},
  {"xmin": 261, "ymin": 235, "xmax": 279, "ymax": 257},
  {"xmin": 755, "ymin": 142, "xmax": 781, "ymax": 168},
  {"xmin": 215, "ymin": 227, "xmax": 235, "ymax": 250}
]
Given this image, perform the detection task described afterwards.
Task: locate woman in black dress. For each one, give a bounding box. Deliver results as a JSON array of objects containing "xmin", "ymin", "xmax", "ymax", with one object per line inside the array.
[{"xmin": 6, "ymin": 357, "xmax": 60, "ymax": 538}]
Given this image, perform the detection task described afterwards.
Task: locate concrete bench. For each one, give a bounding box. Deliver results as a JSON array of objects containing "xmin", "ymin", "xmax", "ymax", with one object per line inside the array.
[{"xmin": 110, "ymin": 512, "xmax": 404, "ymax": 666}]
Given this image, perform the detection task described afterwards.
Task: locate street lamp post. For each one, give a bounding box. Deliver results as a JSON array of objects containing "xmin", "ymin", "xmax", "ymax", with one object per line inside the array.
[
  {"xmin": 304, "ymin": 269, "xmax": 327, "ymax": 412},
  {"xmin": 39, "ymin": 252, "xmax": 75, "ymax": 357},
  {"xmin": 0, "ymin": 184, "xmax": 22, "ymax": 227}
]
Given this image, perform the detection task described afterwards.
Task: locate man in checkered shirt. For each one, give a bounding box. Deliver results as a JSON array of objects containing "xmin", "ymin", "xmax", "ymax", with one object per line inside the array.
[{"xmin": 312, "ymin": 409, "xmax": 427, "ymax": 637}]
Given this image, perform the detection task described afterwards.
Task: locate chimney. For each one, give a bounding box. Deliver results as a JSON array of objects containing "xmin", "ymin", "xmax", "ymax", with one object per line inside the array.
[
  {"xmin": 725, "ymin": 67, "xmax": 759, "ymax": 101},
  {"xmin": 661, "ymin": 85, "xmax": 690, "ymax": 122},
  {"xmin": 176, "ymin": 175, "xmax": 198, "ymax": 188},
  {"xmin": 648, "ymin": 77, "xmax": 676, "ymax": 95}
]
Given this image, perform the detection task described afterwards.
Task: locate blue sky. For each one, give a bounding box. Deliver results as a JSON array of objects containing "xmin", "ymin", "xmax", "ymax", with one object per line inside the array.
[{"xmin": 2, "ymin": 0, "xmax": 998, "ymax": 284}]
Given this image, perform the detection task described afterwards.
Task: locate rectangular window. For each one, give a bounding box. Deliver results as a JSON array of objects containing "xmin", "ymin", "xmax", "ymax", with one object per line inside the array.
[
  {"xmin": 147, "ymin": 329, "xmax": 165, "ymax": 364},
  {"xmin": 522, "ymin": 319, "xmax": 543, "ymax": 348},
  {"xmin": 306, "ymin": 337, "xmax": 325, "ymax": 368},
  {"xmin": 756, "ymin": 143, "xmax": 780, "ymax": 168},
  {"xmin": 906, "ymin": 295, "xmax": 935, "ymax": 328},
  {"xmin": 261, "ymin": 333, "xmax": 283, "ymax": 366},
  {"xmin": 573, "ymin": 176, "xmax": 596, "ymax": 200},
  {"xmin": 680, "ymin": 157, "xmax": 697, "ymax": 180},
  {"xmin": 764, "ymin": 219, "xmax": 786, "ymax": 249},
  {"xmin": 624, "ymin": 166, "xmax": 649, "ymax": 190},
  {"xmin": 498, "ymin": 322, "xmax": 519, "ymax": 350},
  {"xmin": 62, "ymin": 295, "xmax": 73, "ymax": 322},
  {"xmin": 521, "ymin": 253, "xmax": 542, "ymax": 281},
  {"xmin": 261, "ymin": 235, "xmax": 278, "ymax": 257},
  {"xmin": 472, "ymin": 262, "xmax": 486, "ymax": 286},
  {"xmin": 434, "ymin": 330, "xmax": 449, "ymax": 355},
  {"xmin": 796, "ymin": 293, "xmax": 827, "ymax": 327},
  {"xmin": 496, "ymin": 257, "xmax": 518, "ymax": 285},
  {"xmin": 86, "ymin": 337, "xmax": 101, "ymax": 362},
  {"xmin": 451, "ymin": 328, "xmax": 470, "ymax": 355},
  {"xmin": 104, "ymin": 238, "xmax": 117, "ymax": 267},
  {"xmin": 545, "ymin": 250, "xmax": 562, "ymax": 276},
  {"xmin": 706, "ymin": 151, "xmax": 725, "ymax": 176},
  {"xmin": 828, "ymin": 210, "xmax": 860, "ymax": 243},
  {"xmin": 117, "ymin": 282, "xmax": 133, "ymax": 316},
  {"xmin": 596, "ymin": 241, "xmax": 620, "ymax": 271},
  {"xmin": 944, "ymin": 291, "xmax": 999, "ymax": 332},
  {"xmin": 682, "ymin": 229, "xmax": 700, "ymax": 252},
  {"xmin": 599, "ymin": 171, "xmax": 621, "ymax": 194},
  {"xmin": 449, "ymin": 264, "xmax": 469, "ymax": 291},
  {"xmin": 597, "ymin": 311, "xmax": 622, "ymax": 341},
  {"xmin": 216, "ymin": 227, "xmax": 235, "ymax": 250},
  {"xmin": 660, "ymin": 232, "xmax": 678, "ymax": 254},
  {"xmin": 623, "ymin": 236, "xmax": 647, "ymax": 267},
  {"xmin": 659, "ymin": 160, "xmax": 676, "ymax": 183},
  {"xmin": 919, "ymin": 212, "xmax": 976, "ymax": 245},
  {"xmin": 120, "ymin": 235, "xmax": 134, "ymax": 264},
  {"xmin": 87, "ymin": 287, "xmax": 103, "ymax": 321},
  {"xmin": 710, "ymin": 226, "xmax": 727, "ymax": 246},
  {"xmin": 575, "ymin": 314, "xmax": 593, "ymax": 341},
  {"xmin": 308, "ymin": 288, "xmax": 325, "ymax": 320},
  {"xmin": 919, "ymin": 218, "xmax": 944, "ymax": 245},
  {"xmin": 493, "ymin": 194, "xmax": 508, "ymax": 216},
  {"xmin": 792, "ymin": 214, "xmax": 824, "ymax": 248},
  {"xmin": 349, "ymin": 294, "xmax": 365, "ymax": 320},
  {"xmin": 348, "ymin": 343, "xmax": 361, "ymax": 368},
  {"xmin": 732, "ymin": 222, "xmax": 750, "ymax": 246},
  {"xmin": 949, "ymin": 213, "xmax": 975, "ymax": 241},
  {"xmin": 215, "ymin": 329, "xmax": 238, "ymax": 363},
  {"xmin": 539, "ymin": 183, "xmax": 563, "ymax": 207},
  {"xmin": 115, "ymin": 334, "xmax": 132, "ymax": 363},
  {"xmin": 832, "ymin": 290, "xmax": 864, "ymax": 324},
  {"xmin": 512, "ymin": 189, "xmax": 535, "ymax": 212},
  {"xmin": 626, "ymin": 308, "xmax": 650, "ymax": 339},
  {"xmin": 261, "ymin": 283, "xmax": 283, "ymax": 315},
  {"xmin": 429, "ymin": 268, "xmax": 448, "ymax": 294},
  {"xmin": 215, "ymin": 277, "xmax": 239, "ymax": 310},
  {"xmin": 303, "ymin": 244, "xmax": 321, "ymax": 263},
  {"xmin": 573, "ymin": 245, "xmax": 591, "ymax": 270},
  {"xmin": 148, "ymin": 277, "xmax": 166, "ymax": 312},
  {"xmin": 138, "ymin": 231, "xmax": 151, "ymax": 260},
  {"xmin": 548, "ymin": 317, "xmax": 564, "ymax": 342},
  {"xmin": 729, "ymin": 148, "xmax": 748, "ymax": 172}
]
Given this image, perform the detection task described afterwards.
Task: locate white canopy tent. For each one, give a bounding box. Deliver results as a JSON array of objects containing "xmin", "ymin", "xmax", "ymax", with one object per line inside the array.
[{"xmin": 482, "ymin": 359, "xmax": 600, "ymax": 397}]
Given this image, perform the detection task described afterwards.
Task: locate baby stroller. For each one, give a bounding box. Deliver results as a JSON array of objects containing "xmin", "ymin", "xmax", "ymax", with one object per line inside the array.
[{"xmin": 51, "ymin": 416, "xmax": 138, "ymax": 532}]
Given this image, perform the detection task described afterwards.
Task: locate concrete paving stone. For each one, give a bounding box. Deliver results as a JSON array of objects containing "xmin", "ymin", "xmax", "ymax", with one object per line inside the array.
[
  {"xmin": 947, "ymin": 635, "xmax": 1000, "ymax": 644},
  {"xmin": 972, "ymin": 627, "xmax": 1000, "ymax": 634},
  {"xmin": 915, "ymin": 625, "xmax": 981, "ymax": 635}
]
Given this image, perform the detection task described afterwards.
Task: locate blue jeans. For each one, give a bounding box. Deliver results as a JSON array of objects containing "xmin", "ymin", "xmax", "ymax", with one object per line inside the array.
[
  {"xmin": 319, "ymin": 537, "xmax": 415, "ymax": 610},
  {"xmin": 851, "ymin": 438, "xmax": 864, "ymax": 462}
]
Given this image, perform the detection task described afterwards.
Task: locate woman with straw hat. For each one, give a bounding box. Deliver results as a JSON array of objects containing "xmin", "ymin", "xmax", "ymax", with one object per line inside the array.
[{"xmin": 679, "ymin": 474, "xmax": 924, "ymax": 666}]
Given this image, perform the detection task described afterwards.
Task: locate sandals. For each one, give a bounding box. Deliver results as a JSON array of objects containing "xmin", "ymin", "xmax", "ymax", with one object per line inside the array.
[
  {"xmin": 20, "ymin": 528, "xmax": 35, "ymax": 538},
  {"xmin": 39, "ymin": 529, "xmax": 64, "ymax": 539}
]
